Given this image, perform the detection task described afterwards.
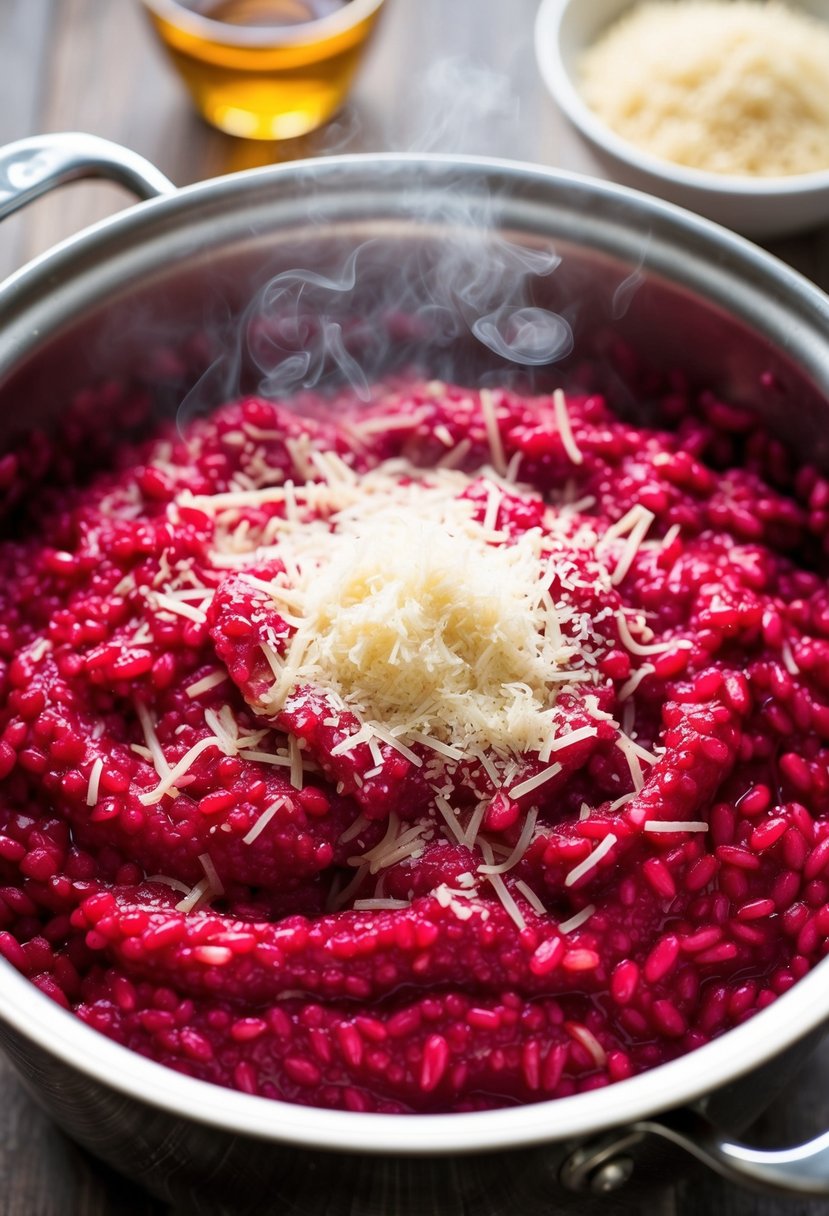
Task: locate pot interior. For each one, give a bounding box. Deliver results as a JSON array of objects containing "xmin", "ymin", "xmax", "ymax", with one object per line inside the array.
[
  {"xmin": 0, "ymin": 156, "xmax": 828, "ymax": 1158},
  {"xmin": 1, "ymin": 158, "xmax": 827, "ymax": 477}
]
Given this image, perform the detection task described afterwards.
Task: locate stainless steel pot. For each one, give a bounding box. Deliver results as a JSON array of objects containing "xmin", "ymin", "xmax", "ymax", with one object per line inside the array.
[{"xmin": 1, "ymin": 133, "xmax": 829, "ymax": 1214}]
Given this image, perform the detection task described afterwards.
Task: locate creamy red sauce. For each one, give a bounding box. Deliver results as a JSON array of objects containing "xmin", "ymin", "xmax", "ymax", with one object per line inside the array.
[{"xmin": 0, "ymin": 379, "xmax": 827, "ymax": 1113}]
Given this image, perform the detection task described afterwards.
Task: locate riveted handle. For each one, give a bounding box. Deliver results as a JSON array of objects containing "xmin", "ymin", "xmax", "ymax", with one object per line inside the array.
[
  {"xmin": 560, "ymin": 1107, "xmax": 829, "ymax": 1198},
  {"xmin": 0, "ymin": 132, "xmax": 175, "ymax": 224}
]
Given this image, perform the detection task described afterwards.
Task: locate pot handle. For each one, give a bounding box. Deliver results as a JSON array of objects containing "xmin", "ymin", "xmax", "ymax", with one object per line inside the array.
[
  {"xmin": 0, "ymin": 132, "xmax": 175, "ymax": 223},
  {"xmin": 560, "ymin": 1107, "xmax": 829, "ymax": 1197}
]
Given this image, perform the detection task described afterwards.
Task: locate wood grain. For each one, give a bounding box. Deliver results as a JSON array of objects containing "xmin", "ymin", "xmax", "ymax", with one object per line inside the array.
[{"xmin": 0, "ymin": 1, "xmax": 828, "ymax": 1212}]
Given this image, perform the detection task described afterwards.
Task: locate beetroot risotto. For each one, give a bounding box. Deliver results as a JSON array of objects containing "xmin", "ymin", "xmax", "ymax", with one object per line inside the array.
[{"xmin": 0, "ymin": 377, "xmax": 828, "ymax": 1114}]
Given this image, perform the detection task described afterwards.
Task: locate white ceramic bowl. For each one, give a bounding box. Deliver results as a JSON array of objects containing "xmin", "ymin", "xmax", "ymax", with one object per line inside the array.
[{"xmin": 535, "ymin": 0, "xmax": 829, "ymax": 238}]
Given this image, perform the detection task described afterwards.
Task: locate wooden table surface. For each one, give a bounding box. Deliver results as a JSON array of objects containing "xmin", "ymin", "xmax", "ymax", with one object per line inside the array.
[{"xmin": 1, "ymin": 1, "xmax": 829, "ymax": 1213}]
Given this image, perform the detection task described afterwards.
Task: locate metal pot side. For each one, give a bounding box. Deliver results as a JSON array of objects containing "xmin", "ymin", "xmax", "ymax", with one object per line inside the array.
[{"xmin": 0, "ymin": 144, "xmax": 829, "ymax": 1210}]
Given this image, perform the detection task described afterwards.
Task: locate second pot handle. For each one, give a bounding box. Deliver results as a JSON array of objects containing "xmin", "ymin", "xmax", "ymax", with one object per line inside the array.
[
  {"xmin": 560, "ymin": 1106, "xmax": 829, "ymax": 1197},
  {"xmin": 0, "ymin": 132, "xmax": 175, "ymax": 224}
]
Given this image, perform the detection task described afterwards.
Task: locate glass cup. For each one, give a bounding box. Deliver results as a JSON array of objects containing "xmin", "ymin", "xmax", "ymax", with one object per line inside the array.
[{"xmin": 140, "ymin": 0, "xmax": 387, "ymax": 141}]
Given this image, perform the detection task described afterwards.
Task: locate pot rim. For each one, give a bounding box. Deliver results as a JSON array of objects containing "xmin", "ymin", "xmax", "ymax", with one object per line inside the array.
[
  {"xmin": 3, "ymin": 150, "xmax": 829, "ymax": 324},
  {"xmin": 0, "ymin": 150, "xmax": 828, "ymax": 1156},
  {"xmin": 1, "ymin": 956, "xmax": 828, "ymax": 1154}
]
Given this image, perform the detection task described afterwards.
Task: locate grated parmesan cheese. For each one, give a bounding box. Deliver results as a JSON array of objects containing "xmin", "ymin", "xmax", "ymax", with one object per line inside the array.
[
  {"xmin": 478, "ymin": 839, "xmax": 527, "ymax": 931},
  {"xmin": 151, "ymin": 592, "xmax": 207, "ymax": 624},
  {"xmin": 162, "ymin": 415, "xmax": 724, "ymax": 945},
  {"xmin": 175, "ymin": 877, "xmax": 211, "ymax": 914},
  {"xmin": 463, "ymin": 800, "xmax": 488, "ymax": 849},
  {"xmin": 147, "ymin": 873, "xmax": 191, "ymax": 895},
  {"xmin": 559, "ymin": 904, "xmax": 596, "ymax": 934},
  {"xmin": 433, "ymin": 883, "xmax": 486, "ymax": 922},
  {"xmin": 185, "ymin": 670, "xmax": 229, "ymax": 699},
  {"xmin": 436, "ymin": 437, "xmax": 472, "ymax": 470},
  {"xmin": 514, "ymin": 879, "xmax": 547, "ymax": 915},
  {"xmin": 509, "ymin": 762, "xmax": 563, "ymax": 801},
  {"xmin": 237, "ymin": 748, "xmax": 291, "ymax": 767},
  {"xmin": 618, "ymin": 663, "xmax": 655, "ymax": 701},
  {"xmin": 434, "ymin": 794, "xmax": 467, "ymax": 846},
  {"xmin": 198, "ymin": 851, "xmax": 225, "ymax": 898},
  {"xmin": 565, "ymin": 1022, "xmax": 607, "ymax": 1068},
  {"xmin": 553, "ymin": 389, "xmax": 584, "ymax": 466},
  {"xmin": 288, "ymin": 735, "xmax": 304, "ymax": 791},
  {"xmin": 139, "ymin": 736, "xmax": 221, "ymax": 806},
  {"xmin": 353, "ymin": 898, "xmax": 411, "ymax": 911},
  {"xmin": 615, "ymin": 735, "xmax": 646, "ymax": 791},
  {"xmin": 232, "ymin": 465, "xmax": 605, "ymax": 760},
  {"xmin": 28, "ymin": 637, "xmax": 51, "ymax": 663},
  {"xmin": 781, "ymin": 639, "xmax": 800, "ymax": 675},
  {"xmin": 538, "ymin": 723, "xmax": 598, "ymax": 763},
  {"xmin": 580, "ymin": 1, "xmax": 829, "ymax": 178},
  {"xmin": 564, "ymin": 833, "xmax": 617, "ymax": 888},
  {"xmin": 609, "ymin": 511, "xmax": 654, "ymax": 586},
  {"xmin": 480, "ymin": 389, "xmax": 507, "ymax": 476},
  {"xmin": 477, "ymin": 808, "xmax": 539, "ymax": 875},
  {"xmin": 616, "ymin": 610, "xmax": 692, "ymax": 657},
  {"xmin": 242, "ymin": 798, "xmax": 286, "ymax": 845},
  {"xmin": 134, "ymin": 701, "xmax": 172, "ymax": 780},
  {"xmin": 337, "ymin": 813, "xmax": 369, "ymax": 845},
  {"xmin": 86, "ymin": 757, "xmax": 104, "ymax": 808}
]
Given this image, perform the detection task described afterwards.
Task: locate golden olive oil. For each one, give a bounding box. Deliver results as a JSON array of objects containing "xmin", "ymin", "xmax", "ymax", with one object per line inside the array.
[{"xmin": 144, "ymin": 0, "xmax": 384, "ymax": 140}]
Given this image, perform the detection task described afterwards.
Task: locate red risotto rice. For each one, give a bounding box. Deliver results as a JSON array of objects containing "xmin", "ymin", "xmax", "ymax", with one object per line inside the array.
[{"xmin": 0, "ymin": 378, "xmax": 827, "ymax": 1112}]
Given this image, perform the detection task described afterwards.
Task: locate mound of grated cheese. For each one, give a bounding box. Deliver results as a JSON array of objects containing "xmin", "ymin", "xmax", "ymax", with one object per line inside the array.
[
  {"xmin": 579, "ymin": 1, "xmax": 829, "ymax": 177},
  {"xmin": 277, "ymin": 510, "xmax": 583, "ymax": 756},
  {"xmin": 191, "ymin": 454, "xmax": 615, "ymax": 760}
]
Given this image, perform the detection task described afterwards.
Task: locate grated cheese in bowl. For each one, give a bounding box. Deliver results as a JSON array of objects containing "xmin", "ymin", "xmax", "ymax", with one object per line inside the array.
[{"xmin": 578, "ymin": 0, "xmax": 829, "ymax": 178}]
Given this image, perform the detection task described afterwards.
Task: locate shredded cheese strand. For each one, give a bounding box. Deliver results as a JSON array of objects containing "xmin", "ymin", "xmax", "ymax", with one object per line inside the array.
[
  {"xmin": 564, "ymin": 833, "xmax": 618, "ymax": 887},
  {"xmin": 553, "ymin": 389, "xmax": 584, "ymax": 466},
  {"xmin": 139, "ymin": 737, "xmax": 221, "ymax": 806}
]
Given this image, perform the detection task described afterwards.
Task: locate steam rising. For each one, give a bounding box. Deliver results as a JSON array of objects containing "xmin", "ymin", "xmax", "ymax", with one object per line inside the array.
[
  {"xmin": 248, "ymin": 255, "xmax": 370, "ymax": 401},
  {"xmin": 397, "ymin": 57, "xmax": 520, "ymax": 156},
  {"xmin": 472, "ymin": 307, "xmax": 573, "ymax": 366},
  {"xmin": 611, "ymin": 234, "xmax": 651, "ymax": 321},
  {"xmin": 176, "ymin": 57, "xmax": 579, "ymax": 429}
]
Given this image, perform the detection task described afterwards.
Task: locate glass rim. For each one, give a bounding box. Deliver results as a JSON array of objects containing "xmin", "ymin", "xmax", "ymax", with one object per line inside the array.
[{"xmin": 139, "ymin": 0, "xmax": 386, "ymax": 45}]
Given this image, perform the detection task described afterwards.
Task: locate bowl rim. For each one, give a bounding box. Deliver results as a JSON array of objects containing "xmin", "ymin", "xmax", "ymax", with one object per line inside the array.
[
  {"xmin": 0, "ymin": 149, "xmax": 828, "ymax": 1156},
  {"xmin": 534, "ymin": 0, "xmax": 829, "ymax": 198},
  {"xmin": 139, "ymin": 0, "xmax": 386, "ymax": 46}
]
